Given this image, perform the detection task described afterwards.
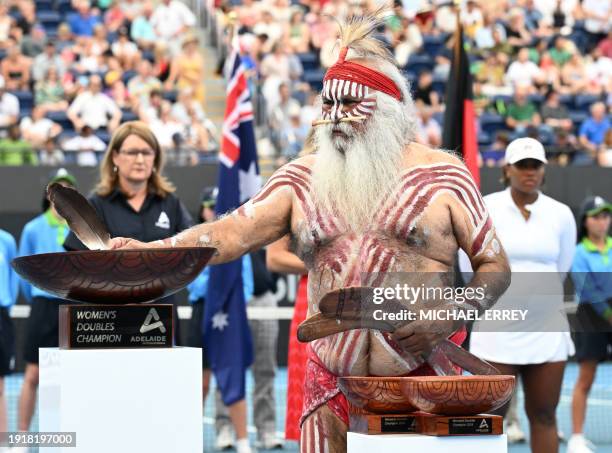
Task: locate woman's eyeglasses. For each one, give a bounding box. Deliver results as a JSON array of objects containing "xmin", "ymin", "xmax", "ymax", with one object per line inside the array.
[{"xmin": 119, "ymin": 149, "xmax": 156, "ymax": 158}]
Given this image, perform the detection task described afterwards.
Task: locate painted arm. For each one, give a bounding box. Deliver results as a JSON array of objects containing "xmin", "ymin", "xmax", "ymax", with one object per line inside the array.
[{"xmin": 110, "ymin": 163, "xmax": 306, "ymax": 265}]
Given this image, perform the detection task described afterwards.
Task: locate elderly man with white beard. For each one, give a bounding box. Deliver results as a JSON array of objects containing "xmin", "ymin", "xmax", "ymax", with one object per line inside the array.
[{"xmin": 111, "ymin": 12, "xmax": 511, "ymax": 453}]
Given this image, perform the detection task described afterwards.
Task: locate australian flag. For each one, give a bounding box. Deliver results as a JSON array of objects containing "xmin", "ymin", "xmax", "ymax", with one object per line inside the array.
[{"xmin": 204, "ymin": 50, "xmax": 261, "ymax": 405}]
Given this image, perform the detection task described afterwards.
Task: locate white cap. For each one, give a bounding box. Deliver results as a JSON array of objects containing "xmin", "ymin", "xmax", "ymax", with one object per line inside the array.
[{"xmin": 504, "ymin": 137, "xmax": 547, "ymax": 165}]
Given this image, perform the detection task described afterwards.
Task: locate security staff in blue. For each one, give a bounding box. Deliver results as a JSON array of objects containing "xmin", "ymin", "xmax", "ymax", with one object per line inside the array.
[
  {"xmin": 0, "ymin": 228, "xmax": 17, "ymax": 434},
  {"xmin": 16, "ymin": 168, "xmax": 77, "ymax": 434}
]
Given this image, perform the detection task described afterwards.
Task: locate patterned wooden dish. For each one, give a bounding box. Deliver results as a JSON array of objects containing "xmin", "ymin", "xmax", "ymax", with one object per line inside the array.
[
  {"xmin": 11, "ymin": 248, "xmax": 216, "ymax": 304},
  {"xmin": 338, "ymin": 377, "xmax": 418, "ymax": 414},
  {"xmin": 401, "ymin": 375, "xmax": 515, "ymax": 416}
]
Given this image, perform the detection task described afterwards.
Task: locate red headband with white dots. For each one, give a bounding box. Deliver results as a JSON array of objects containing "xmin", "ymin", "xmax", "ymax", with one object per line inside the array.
[{"xmin": 323, "ymin": 47, "xmax": 403, "ymax": 101}]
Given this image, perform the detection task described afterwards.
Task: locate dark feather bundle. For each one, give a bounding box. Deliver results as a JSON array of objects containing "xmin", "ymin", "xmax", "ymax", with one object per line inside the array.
[{"xmin": 47, "ymin": 183, "xmax": 111, "ymax": 250}]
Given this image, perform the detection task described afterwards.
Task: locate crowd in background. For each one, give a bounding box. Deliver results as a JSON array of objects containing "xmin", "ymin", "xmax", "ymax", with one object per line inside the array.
[
  {"xmin": 0, "ymin": 0, "xmax": 216, "ymax": 167},
  {"xmin": 213, "ymin": 0, "xmax": 611, "ymax": 166},
  {"xmin": 0, "ymin": 0, "xmax": 610, "ymax": 167}
]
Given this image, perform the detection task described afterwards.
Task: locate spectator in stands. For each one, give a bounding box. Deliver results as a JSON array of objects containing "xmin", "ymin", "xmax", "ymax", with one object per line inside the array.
[
  {"xmin": 599, "ymin": 128, "xmax": 612, "ymax": 167},
  {"xmin": 61, "ymin": 125, "xmax": 106, "ymax": 166},
  {"xmin": 490, "ymin": 23, "xmax": 513, "ymax": 57},
  {"xmin": 39, "ymin": 137, "xmax": 65, "ymax": 166},
  {"xmin": 284, "ymin": 7, "xmax": 310, "ymax": 53},
  {"xmin": 309, "ymin": 11, "xmax": 336, "ymax": 56},
  {"xmin": 128, "ymin": 59, "xmax": 162, "ymax": 112},
  {"xmin": 504, "ymin": 8, "xmax": 533, "ymax": 52},
  {"xmin": 105, "ymin": 71, "xmax": 130, "ymax": 109},
  {"xmin": 278, "ymin": 103, "xmax": 308, "ymax": 165},
  {"xmin": 150, "ymin": 0, "xmax": 196, "ymax": 55},
  {"xmin": 139, "ymin": 89, "xmax": 164, "ymax": 123},
  {"xmin": 90, "ymin": 24, "xmax": 110, "ymax": 57},
  {"xmin": 578, "ymin": 102, "xmax": 611, "ymax": 165},
  {"xmin": 597, "ymin": 30, "xmax": 612, "ymax": 59},
  {"xmin": 32, "ymin": 41, "xmax": 66, "ymax": 83},
  {"xmin": 461, "ymin": 0, "xmax": 484, "ymax": 39},
  {"xmin": 415, "ymin": 106, "xmax": 442, "ymax": 148},
  {"xmin": 549, "ymin": 130, "xmax": 579, "ymax": 166},
  {"xmin": 171, "ymin": 87, "xmax": 205, "ymax": 126},
  {"xmin": 111, "ymin": 26, "xmax": 140, "ymax": 71},
  {"xmin": 585, "ymin": 46, "xmax": 611, "ymax": 96},
  {"xmin": 151, "ymin": 101, "xmax": 183, "ymax": 153},
  {"xmin": 153, "ymin": 41, "xmax": 172, "ymax": 83},
  {"xmin": 104, "ymin": 0, "xmax": 127, "ymax": 33},
  {"xmin": 260, "ymin": 43, "xmax": 303, "ymax": 109},
  {"xmin": 55, "ymin": 22, "xmax": 74, "ymax": 53},
  {"xmin": 505, "ymin": 85, "xmax": 543, "ymax": 138},
  {"xmin": 34, "ymin": 67, "xmax": 68, "ymax": 115},
  {"xmin": 477, "ymin": 51, "xmax": 512, "ymax": 96},
  {"xmin": 550, "ymin": 36, "xmax": 572, "ymax": 67},
  {"xmin": 67, "ymin": 74, "xmax": 122, "ymax": 133},
  {"xmin": 561, "ymin": 51, "xmax": 590, "ymax": 95},
  {"xmin": 505, "ymin": 47, "xmax": 544, "ymax": 91},
  {"xmin": 540, "ymin": 90, "xmax": 573, "ymax": 134},
  {"xmin": 413, "ymin": 71, "xmax": 441, "ymax": 112},
  {"xmin": 131, "ymin": 0, "xmax": 157, "ymax": 50},
  {"xmin": 68, "ymin": 0, "xmax": 101, "ymax": 37},
  {"xmin": 253, "ymin": 10, "xmax": 284, "ymax": 51},
  {"xmin": 165, "ymin": 34, "xmax": 205, "ymax": 104},
  {"xmin": 474, "ymin": 12, "xmax": 499, "ymax": 51},
  {"xmin": 393, "ymin": 16, "xmax": 423, "ymax": 68},
  {"xmin": 582, "ymin": 0, "xmax": 610, "ymax": 52},
  {"xmin": 0, "ymin": 228, "xmax": 17, "ymax": 434},
  {"xmin": 0, "ymin": 76, "xmax": 19, "ymax": 134},
  {"xmin": 268, "ymin": 82, "xmax": 300, "ymax": 154},
  {"xmin": 183, "ymin": 106, "xmax": 211, "ymax": 157},
  {"xmin": 236, "ymin": 0, "xmax": 261, "ymax": 30},
  {"xmin": 20, "ymin": 106, "xmax": 62, "ymax": 149},
  {"xmin": 21, "ymin": 24, "xmax": 46, "ymax": 58},
  {"xmin": 0, "ymin": 39, "xmax": 32, "ymax": 91},
  {"xmin": 481, "ymin": 131, "xmax": 511, "ymax": 167},
  {"xmin": 12, "ymin": 0, "xmax": 38, "ymax": 42},
  {"xmin": 569, "ymin": 196, "xmax": 612, "ymax": 453},
  {"xmin": 16, "ymin": 169, "xmax": 77, "ymax": 437},
  {"xmin": 0, "ymin": 124, "xmax": 38, "ymax": 165},
  {"xmin": 0, "ymin": 4, "xmax": 13, "ymax": 48}
]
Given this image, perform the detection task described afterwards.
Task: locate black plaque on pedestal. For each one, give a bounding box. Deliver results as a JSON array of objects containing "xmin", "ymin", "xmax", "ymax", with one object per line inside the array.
[{"xmin": 59, "ymin": 304, "xmax": 173, "ymax": 349}]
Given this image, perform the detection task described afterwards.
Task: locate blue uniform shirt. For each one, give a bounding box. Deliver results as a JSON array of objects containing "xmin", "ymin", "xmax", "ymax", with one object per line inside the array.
[
  {"xmin": 18, "ymin": 210, "xmax": 70, "ymax": 302},
  {"xmin": 571, "ymin": 236, "xmax": 612, "ymax": 318},
  {"xmin": 187, "ymin": 255, "xmax": 254, "ymax": 304},
  {"xmin": 0, "ymin": 229, "xmax": 18, "ymax": 308}
]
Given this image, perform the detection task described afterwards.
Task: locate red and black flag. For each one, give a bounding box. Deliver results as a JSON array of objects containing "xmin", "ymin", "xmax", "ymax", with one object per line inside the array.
[{"xmin": 442, "ymin": 22, "xmax": 479, "ymax": 187}]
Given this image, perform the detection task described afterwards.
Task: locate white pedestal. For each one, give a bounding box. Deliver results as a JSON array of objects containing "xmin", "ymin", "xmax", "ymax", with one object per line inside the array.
[
  {"xmin": 348, "ymin": 432, "xmax": 507, "ymax": 453},
  {"xmin": 39, "ymin": 347, "xmax": 202, "ymax": 453}
]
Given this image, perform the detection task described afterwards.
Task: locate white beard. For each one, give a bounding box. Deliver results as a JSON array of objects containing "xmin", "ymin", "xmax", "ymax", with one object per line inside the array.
[{"xmin": 311, "ymin": 93, "xmax": 414, "ymax": 231}]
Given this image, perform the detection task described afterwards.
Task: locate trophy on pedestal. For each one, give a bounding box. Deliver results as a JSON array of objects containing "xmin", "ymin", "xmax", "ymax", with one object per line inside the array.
[
  {"xmin": 299, "ymin": 287, "xmax": 516, "ymax": 438},
  {"xmin": 11, "ymin": 183, "xmax": 216, "ymax": 350}
]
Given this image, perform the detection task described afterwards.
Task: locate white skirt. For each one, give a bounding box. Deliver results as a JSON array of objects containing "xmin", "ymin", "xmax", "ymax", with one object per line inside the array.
[{"xmin": 469, "ymin": 331, "xmax": 575, "ymax": 365}]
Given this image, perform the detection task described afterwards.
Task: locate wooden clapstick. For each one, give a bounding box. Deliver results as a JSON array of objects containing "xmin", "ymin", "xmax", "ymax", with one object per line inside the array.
[{"xmin": 297, "ymin": 312, "xmax": 393, "ymax": 343}]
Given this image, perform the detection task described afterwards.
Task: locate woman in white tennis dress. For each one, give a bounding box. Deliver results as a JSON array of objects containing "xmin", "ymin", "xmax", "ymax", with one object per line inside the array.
[{"xmin": 461, "ymin": 138, "xmax": 576, "ymax": 453}]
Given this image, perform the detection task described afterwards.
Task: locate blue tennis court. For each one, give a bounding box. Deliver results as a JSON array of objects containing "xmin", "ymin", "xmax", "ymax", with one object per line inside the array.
[{"xmin": 6, "ymin": 362, "xmax": 612, "ymax": 452}]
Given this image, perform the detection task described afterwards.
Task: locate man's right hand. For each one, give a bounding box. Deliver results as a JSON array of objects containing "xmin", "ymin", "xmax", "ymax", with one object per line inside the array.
[{"xmin": 108, "ymin": 237, "xmax": 151, "ymax": 250}]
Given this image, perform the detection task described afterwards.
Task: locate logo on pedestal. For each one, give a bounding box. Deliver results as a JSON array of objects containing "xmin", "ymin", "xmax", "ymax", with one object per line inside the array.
[{"xmin": 140, "ymin": 308, "xmax": 166, "ymax": 334}]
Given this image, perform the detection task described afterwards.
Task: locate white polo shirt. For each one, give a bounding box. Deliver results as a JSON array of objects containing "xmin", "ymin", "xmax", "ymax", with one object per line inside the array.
[
  {"xmin": 461, "ymin": 188, "xmax": 577, "ymax": 364},
  {"xmin": 67, "ymin": 91, "xmax": 120, "ymax": 130}
]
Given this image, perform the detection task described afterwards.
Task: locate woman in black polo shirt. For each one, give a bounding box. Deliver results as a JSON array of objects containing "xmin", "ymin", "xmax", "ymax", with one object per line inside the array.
[{"xmin": 63, "ymin": 121, "xmax": 193, "ymax": 336}]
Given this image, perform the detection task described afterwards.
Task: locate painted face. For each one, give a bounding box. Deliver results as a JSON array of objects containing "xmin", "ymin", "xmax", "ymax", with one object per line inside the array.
[{"xmin": 321, "ymin": 79, "xmax": 377, "ymax": 122}]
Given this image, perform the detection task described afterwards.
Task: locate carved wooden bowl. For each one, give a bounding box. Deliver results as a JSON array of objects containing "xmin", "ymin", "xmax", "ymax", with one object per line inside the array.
[
  {"xmin": 338, "ymin": 377, "xmax": 418, "ymax": 414},
  {"xmin": 401, "ymin": 375, "xmax": 515, "ymax": 416},
  {"xmin": 11, "ymin": 248, "xmax": 216, "ymax": 304}
]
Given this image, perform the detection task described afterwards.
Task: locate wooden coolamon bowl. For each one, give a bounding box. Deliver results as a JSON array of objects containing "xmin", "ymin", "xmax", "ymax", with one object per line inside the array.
[
  {"xmin": 401, "ymin": 375, "xmax": 515, "ymax": 416},
  {"xmin": 11, "ymin": 248, "xmax": 216, "ymax": 304},
  {"xmin": 338, "ymin": 377, "xmax": 418, "ymax": 414}
]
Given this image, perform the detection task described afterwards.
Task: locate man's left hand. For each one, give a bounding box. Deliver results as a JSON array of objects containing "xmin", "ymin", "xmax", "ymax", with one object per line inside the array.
[{"xmin": 391, "ymin": 318, "xmax": 456, "ymax": 357}]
